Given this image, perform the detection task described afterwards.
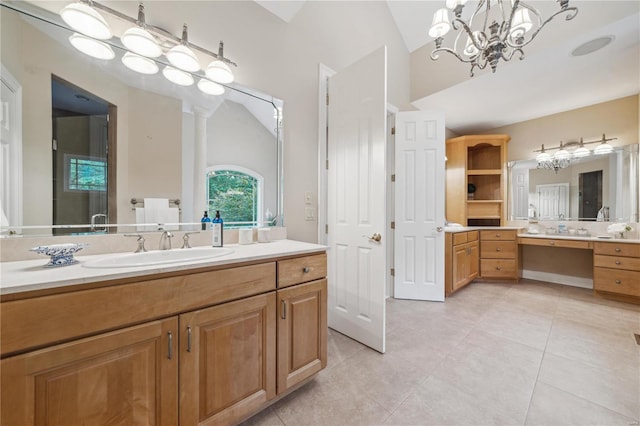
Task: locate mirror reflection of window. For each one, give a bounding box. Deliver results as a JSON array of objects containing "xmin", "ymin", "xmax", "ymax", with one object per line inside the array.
[{"xmin": 206, "ymin": 166, "xmax": 263, "ymax": 227}]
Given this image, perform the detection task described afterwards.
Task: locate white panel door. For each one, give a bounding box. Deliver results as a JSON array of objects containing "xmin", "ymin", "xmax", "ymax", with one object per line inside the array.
[
  {"xmin": 327, "ymin": 46, "xmax": 387, "ymax": 353},
  {"xmin": 537, "ymin": 183, "xmax": 569, "ymax": 220},
  {"xmin": 394, "ymin": 111, "xmax": 445, "ymax": 301}
]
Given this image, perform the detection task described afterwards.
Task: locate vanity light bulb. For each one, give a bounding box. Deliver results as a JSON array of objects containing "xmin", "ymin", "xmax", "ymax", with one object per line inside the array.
[
  {"xmin": 205, "ymin": 60, "xmax": 234, "ymax": 84},
  {"xmin": 121, "ymin": 27, "xmax": 162, "ymax": 58},
  {"xmin": 162, "ymin": 66, "xmax": 194, "ymax": 86},
  {"xmin": 122, "ymin": 52, "xmax": 159, "ymax": 75},
  {"xmin": 60, "ymin": 1, "xmax": 112, "ymax": 40},
  {"xmin": 166, "ymin": 44, "xmax": 200, "ymax": 72},
  {"xmin": 68, "ymin": 33, "xmax": 115, "ymax": 60},
  {"xmin": 197, "ymin": 78, "xmax": 225, "ymax": 96},
  {"xmin": 572, "ymin": 146, "xmax": 590, "ymax": 158}
]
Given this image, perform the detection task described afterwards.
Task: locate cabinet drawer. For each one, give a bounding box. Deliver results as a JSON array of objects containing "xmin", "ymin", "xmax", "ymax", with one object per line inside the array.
[
  {"xmin": 593, "ymin": 242, "xmax": 640, "ymax": 258},
  {"xmin": 480, "ymin": 241, "xmax": 516, "ymax": 259},
  {"xmin": 277, "ymin": 253, "xmax": 327, "ymax": 288},
  {"xmin": 467, "ymin": 231, "xmax": 479, "ymax": 242},
  {"xmin": 594, "ymin": 255, "xmax": 640, "ymax": 271},
  {"xmin": 481, "ymin": 259, "xmax": 517, "ymax": 278},
  {"xmin": 452, "ymin": 232, "xmax": 468, "ymax": 246},
  {"xmin": 518, "ymin": 237, "xmax": 591, "ymax": 249},
  {"xmin": 594, "ymin": 267, "xmax": 640, "ymax": 297},
  {"xmin": 480, "ymin": 230, "xmax": 516, "ymax": 241}
]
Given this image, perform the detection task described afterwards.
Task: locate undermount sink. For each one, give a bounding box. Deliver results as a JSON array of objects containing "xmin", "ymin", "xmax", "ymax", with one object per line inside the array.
[{"xmin": 82, "ymin": 247, "xmax": 234, "ymax": 269}]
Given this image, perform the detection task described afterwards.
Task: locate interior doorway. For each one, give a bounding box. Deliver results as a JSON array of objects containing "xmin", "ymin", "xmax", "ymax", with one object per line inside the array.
[
  {"xmin": 51, "ymin": 77, "xmax": 116, "ymax": 234},
  {"xmin": 579, "ymin": 169, "xmax": 603, "ymax": 220}
]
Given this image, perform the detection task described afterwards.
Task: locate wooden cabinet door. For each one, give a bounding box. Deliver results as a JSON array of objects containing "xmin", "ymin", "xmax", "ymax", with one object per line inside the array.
[
  {"xmin": 277, "ymin": 279, "xmax": 327, "ymax": 393},
  {"xmin": 1, "ymin": 317, "xmax": 178, "ymax": 426},
  {"xmin": 180, "ymin": 292, "xmax": 276, "ymax": 426},
  {"xmin": 468, "ymin": 241, "xmax": 480, "ymax": 281},
  {"xmin": 452, "ymin": 245, "xmax": 469, "ymax": 291}
]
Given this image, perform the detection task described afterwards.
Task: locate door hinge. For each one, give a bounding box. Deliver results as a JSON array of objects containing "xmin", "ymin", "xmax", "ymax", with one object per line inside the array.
[
  {"xmin": 391, "ymin": 127, "xmax": 396, "ymax": 135},
  {"xmin": 325, "ymin": 224, "xmax": 328, "ymax": 234},
  {"xmin": 326, "ymin": 93, "xmax": 329, "ymax": 106},
  {"xmin": 326, "ymin": 159, "xmax": 329, "ymax": 170},
  {"xmin": 390, "ymin": 221, "xmax": 395, "ymax": 229},
  {"xmin": 52, "ymin": 139, "xmax": 57, "ymax": 151},
  {"xmin": 390, "ymin": 268, "xmax": 395, "ymax": 276},
  {"xmin": 391, "ymin": 174, "xmax": 395, "ymax": 182}
]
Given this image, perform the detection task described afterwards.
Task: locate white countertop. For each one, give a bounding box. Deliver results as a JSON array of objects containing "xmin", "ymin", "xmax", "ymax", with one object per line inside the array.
[
  {"xmin": 517, "ymin": 232, "xmax": 640, "ymax": 243},
  {"xmin": 0, "ymin": 240, "xmax": 326, "ymax": 296}
]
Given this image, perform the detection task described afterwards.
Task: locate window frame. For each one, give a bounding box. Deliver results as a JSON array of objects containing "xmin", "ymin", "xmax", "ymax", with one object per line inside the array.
[{"xmin": 63, "ymin": 153, "xmax": 107, "ymax": 192}]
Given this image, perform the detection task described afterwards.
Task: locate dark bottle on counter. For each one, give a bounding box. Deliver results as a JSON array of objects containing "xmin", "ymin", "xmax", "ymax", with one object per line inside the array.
[
  {"xmin": 212, "ymin": 210, "xmax": 224, "ymax": 247},
  {"xmin": 201, "ymin": 210, "xmax": 211, "ymax": 230}
]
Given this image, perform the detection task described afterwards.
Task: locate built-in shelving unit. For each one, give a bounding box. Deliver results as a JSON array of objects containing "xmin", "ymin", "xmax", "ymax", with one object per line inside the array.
[{"xmin": 446, "ymin": 134, "xmax": 510, "ymax": 226}]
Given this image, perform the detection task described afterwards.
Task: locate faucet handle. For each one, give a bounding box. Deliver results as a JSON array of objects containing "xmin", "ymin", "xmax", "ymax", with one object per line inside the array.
[
  {"xmin": 182, "ymin": 231, "xmax": 200, "ymax": 249},
  {"xmin": 124, "ymin": 233, "xmax": 147, "ymax": 253}
]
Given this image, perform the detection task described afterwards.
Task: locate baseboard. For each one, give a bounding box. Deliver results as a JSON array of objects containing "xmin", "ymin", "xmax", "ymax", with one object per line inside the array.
[{"xmin": 521, "ymin": 269, "xmax": 593, "ymax": 289}]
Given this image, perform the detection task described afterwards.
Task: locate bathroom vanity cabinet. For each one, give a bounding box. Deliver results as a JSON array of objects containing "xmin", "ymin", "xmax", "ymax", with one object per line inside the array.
[
  {"xmin": 0, "ymin": 250, "xmax": 327, "ymax": 426},
  {"xmin": 593, "ymin": 242, "xmax": 640, "ymax": 299},
  {"xmin": 445, "ymin": 230, "xmax": 479, "ymax": 295},
  {"xmin": 479, "ymin": 229, "xmax": 520, "ymax": 280}
]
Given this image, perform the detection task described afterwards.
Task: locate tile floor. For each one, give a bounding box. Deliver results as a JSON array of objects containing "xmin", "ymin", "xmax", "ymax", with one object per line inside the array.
[{"xmin": 243, "ymin": 280, "xmax": 640, "ymax": 426}]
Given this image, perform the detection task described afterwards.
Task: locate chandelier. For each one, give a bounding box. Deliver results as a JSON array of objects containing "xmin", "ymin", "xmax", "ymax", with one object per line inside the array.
[
  {"xmin": 428, "ymin": 0, "xmax": 578, "ymax": 76},
  {"xmin": 535, "ymin": 134, "xmax": 616, "ymax": 173}
]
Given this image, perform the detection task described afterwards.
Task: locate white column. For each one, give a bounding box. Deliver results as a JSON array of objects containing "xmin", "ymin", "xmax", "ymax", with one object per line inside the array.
[{"xmin": 193, "ymin": 107, "xmax": 208, "ymax": 219}]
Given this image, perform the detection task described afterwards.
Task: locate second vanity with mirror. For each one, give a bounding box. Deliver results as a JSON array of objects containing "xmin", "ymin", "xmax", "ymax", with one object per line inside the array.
[{"xmin": 1, "ymin": 240, "xmax": 328, "ymax": 425}]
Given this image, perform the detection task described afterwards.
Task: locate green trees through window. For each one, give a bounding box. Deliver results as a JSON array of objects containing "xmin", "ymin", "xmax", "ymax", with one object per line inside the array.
[
  {"xmin": 66, "ymin": 156, "xmax": 107, "ymax": 191},
  {"xmin": 207, "ymin": 169, "xmax": 259, "ymax": 225}
]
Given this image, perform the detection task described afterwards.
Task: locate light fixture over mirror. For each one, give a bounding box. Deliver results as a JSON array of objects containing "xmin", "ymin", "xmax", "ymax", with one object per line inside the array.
[
  {"xmin": 429, "ymin": 0, "xmax": 579, "ymax": 76},
  {"xmin": 535, "ymin": 134, "xmax": 618, "ymax": 173},
  {"xmin": 57, "ymin": 1, "xmax": 236, "ymax": 92}
]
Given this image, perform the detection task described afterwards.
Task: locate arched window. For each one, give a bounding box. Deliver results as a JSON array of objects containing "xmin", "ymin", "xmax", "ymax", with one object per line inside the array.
[{"xmin": 206, "ymin": 165, "xmax": 263, "ymax": 226}]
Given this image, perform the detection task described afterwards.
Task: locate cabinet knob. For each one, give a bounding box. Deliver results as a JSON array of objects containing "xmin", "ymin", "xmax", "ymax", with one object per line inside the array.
[
  {"xmin": 549, "ymin": 241, "xmax": 555, "ymax": 245},
  {"xmin": 496, "ymin": 266, "xmax": 501, "ymax": 270},
  {"xmin": 496, "ymin": 248, "xmax": 501, "ymax": 252},
  {"xmin": 303, "ymin": 267, "xmax": 310, "ymax": 273},
  {"xmin": 615, "ymin": 260, "xmax": 621, "ymax": 265},
  {"xmin": 496, "ymin": 234, "xmax": 501, "ymax": 238},
  {"xmin": 615, "ymin": 247, "xmax": 621, "ymax": 252},
  {"xmin": 615, "ymin": 280, "xmax": 622, "ymax": 285}
]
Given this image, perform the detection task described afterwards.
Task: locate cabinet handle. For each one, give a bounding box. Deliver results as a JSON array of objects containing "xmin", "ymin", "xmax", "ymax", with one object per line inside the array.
[
  {"xmin": 615, "ymin": 260, "xmax": 621, "ymax": 265},
  {"xmin": 496, "ymin": 248, "xmax": 501, "ymax": 252},
  {"xmin": 615, "ymin": 280, "xmax": 622, "ymax": 285},
  {"xmin": 187, "ymin": 326, "xmax": 192, "ymax": 352},
  {"xmin": 281, "ymin": 300, "xmax": 287, "ymax": 319},
  {"xmin": 615, "ymin": 247, "xmax": 621, "ymax": 252},
  {"xmin": 303, "ymin": 267, "xmax": 310, "ymax": 273},
  {"xmin": 167, "ymin": 331, "xmax": 173, "ymax": 360}
]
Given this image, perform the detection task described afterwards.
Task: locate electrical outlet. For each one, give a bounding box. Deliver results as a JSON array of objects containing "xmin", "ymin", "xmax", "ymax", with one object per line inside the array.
[{"xmin": 304, "ymin": 191, "xmax": 313, "ymax": 205}]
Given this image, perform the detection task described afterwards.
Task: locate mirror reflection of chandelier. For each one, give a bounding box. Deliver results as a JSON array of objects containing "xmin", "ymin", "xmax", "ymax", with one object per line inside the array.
[
  {"xmin": 428, "ymin": 0, "xmax": 578, "ymax": 76},
  {"xmin": 535, "ymin": 134, "xmax": 616, "ymax": 173}
]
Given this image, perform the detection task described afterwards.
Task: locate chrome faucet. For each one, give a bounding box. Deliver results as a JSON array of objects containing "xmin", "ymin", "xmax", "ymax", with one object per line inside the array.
[
  {"xmin": 159, "ymin": 230, "xmax": 174, "ymax": 250},
  {"xmin": 181, "ymin": 232, "xmax": 199, "ymax": 249},
  {"xmin": 124, "ymin": 233, "xmax": 147, "ymax": 253}
]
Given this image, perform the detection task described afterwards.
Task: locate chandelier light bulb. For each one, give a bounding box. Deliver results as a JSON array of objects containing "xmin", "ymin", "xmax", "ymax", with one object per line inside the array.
[
  {"xmin": 60, "ymin": 2, "xmax": 112, "ymax": 40},
  {"xmin": 429, "ymin": 8, "xmax": 451, "ymax": 38},
  {"xmin": 509, "ymin": 8, "xmax": 533, "ymax": 40},
  {"xmin": 162, "ymin": 66, "xmax": 194, "ymax": 86},
  {"xmin": 68, "ymin": 33, "xmax": 115, "ymax": 60},
  {"xmin": 122, "ymin": 52, "xmax": 159, "ymax": 74},
  {"xmin": 197, "ymin": 78, "xmax": 225, "ymax": 96}
]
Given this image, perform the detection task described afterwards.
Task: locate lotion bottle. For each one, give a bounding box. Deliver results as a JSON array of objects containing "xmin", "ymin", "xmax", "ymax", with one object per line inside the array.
[
  {"xmin": 201, "ymin": 210, "xmax": 211, "ymax": 230},
  {"xmin": 212, "ymin": 210, "xmax": 224, "ymax": 247}
]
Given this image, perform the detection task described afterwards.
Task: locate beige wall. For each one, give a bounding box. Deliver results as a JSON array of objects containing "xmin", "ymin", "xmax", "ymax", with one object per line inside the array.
[{"xmin": 484, "ymin": 95, "xmax": 639, "ymax": 162}]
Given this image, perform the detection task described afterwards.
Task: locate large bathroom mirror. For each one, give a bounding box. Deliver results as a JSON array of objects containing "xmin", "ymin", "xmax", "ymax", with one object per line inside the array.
[
  {"xmin": 509, "ymin": 144, "xmax": 639, "ymax": 222},
  {"xmin": 0, "ymin": 1, "xmax": 283, "ymax": 236}
]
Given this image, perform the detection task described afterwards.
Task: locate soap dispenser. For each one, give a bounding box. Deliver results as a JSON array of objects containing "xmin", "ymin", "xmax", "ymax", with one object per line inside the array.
[
  {"xmin": 212, "ymin": 210, "xmax": 224, "ymax": 247},
  {"xmin": 201, "ymin": 210, "xmax": 211, "ymax": 230}
]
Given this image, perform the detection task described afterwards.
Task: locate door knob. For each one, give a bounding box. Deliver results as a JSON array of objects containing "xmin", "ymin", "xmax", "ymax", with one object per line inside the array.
[
  {"xmin": 367, "ymin": 233, "xmax": 382, "ymax": 242},
  {"xmin": 436, "ymin": 226, "xmax": 444, "ymax": 232}
]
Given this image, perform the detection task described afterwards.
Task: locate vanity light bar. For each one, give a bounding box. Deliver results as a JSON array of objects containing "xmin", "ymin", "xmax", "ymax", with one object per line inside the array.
[
  {"xmin": 86, "ymin": 0, "xmax": 237, "ymax": 67},
  {"xmin": 533, "ymin": 134, "xmax": 617, "ymax": 153}
]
